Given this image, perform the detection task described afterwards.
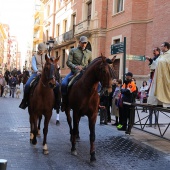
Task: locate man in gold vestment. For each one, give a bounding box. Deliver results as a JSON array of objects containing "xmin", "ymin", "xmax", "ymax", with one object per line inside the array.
[{"xmin": 148, "ymin": 42, "xmax": 170, "ymax": 107}]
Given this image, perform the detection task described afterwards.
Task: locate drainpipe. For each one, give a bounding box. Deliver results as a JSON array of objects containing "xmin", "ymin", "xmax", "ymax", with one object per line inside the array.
[{"xmin": 52, "ymin": 0, "xmax": 56, "ymax": 56}]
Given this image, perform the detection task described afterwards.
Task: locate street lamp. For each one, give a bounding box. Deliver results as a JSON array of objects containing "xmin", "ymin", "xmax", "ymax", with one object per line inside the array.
[
  {"xmin": 46, "ymin": 39, "xmax": 54, "ymax": 57},
  {"xmin": 25, "ymin": 60, "xmax": 27, "ymax": 70}
]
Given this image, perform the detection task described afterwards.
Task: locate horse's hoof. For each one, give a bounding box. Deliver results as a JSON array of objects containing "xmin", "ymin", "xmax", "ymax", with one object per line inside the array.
[
  {"xmin": 43, "ymin": 149, "xmax": 49, "ymax": 155},
  {"xmin": 90, "ymin": 156, "xmax": 96, "ymax": 162},
  {"xmin": 32, "ymin": 140, "xmax": 37, "ymax": 145},
  {"xmin": 56, "ymin": 120, "xmax": 60, "ymax": 125},
  {"xmin": 90, "ymin": 152, "xmax": 96, "ymax": 162},
  {"xmin": 76, "ymin": 136, "xmax": 80, "ymax": 142},
  {"xmin": 71, "ymin": 149, "xmax": 77, "ymax": 156}
]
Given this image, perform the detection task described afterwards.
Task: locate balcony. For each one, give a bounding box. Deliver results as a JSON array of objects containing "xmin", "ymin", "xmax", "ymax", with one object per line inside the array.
[
  {"xmin": 55, "ymin": 29, "xmax": 74, "ymax": 46},
  {"xmin": 64, "ymin": 30, "xmax": 74, "ymax": 41},
  {"xmin": 55, "ymin": 35, "xmax": 64, "ymax": 45},
  {"xmin": 34, "ymin": 18, "xmax": 40, "ymax": 30},
  {"xmin": 74, "ymin": 20, "xmax": 91, "ymax": 35},
  {"xmin": 33, "ymin": 32, "xmax": 39, "ymax": 43}
]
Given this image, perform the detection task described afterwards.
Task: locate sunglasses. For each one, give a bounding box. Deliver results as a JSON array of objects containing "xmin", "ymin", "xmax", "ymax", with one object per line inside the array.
[{"xmin": 81, "ymin": 42, "xmax": 87, "ymax": 44}]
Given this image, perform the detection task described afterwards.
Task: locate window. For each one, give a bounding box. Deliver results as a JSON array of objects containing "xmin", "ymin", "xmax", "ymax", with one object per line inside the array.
[
  {"xmin": 87, "ymin": 2, "xmax": 92, "ymax": 25},
  {"xmin": 47, "ymin": 5, "xmax": 50, "ymax": 16},
  {"xmin": 46, "ymin": 30, "xmax": 49, "ymax": 42},
  {"xmin": 72, "ymin": 14, "xmax": 76, "ymax": 33},
  {"xmin": 62, "ymin": 49, "xmax": 65, "ymax": 68},
  {"xmin": 113, "ymin": 0, "xmax": 124, "ymax": 14},
  {"xmin": 63, "ymin": 20, "xmax": 67, "ymax": 33},
  {"xmin": 56, "ymin": 51, "xmax": 59, "ymax": 58},
  {"xmin": 113, "ymin": 39, "xmax": 120, "ymax": 44},
  {"xmin": 56, "ymin": 24, "xmax": 60, "ymax": 37}
]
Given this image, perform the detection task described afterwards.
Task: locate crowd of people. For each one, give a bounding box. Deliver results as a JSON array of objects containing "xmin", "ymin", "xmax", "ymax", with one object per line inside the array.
[
  {"xmin": 0, "ymin": 68, "xmax": 26, "ymax": 98},
  {"xmin": 99, "ymin": 41, "xmax": 170, "ymax": 132}
]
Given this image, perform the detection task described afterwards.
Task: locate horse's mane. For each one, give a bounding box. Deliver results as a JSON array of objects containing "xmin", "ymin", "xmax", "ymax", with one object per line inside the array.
[
  {"xmin": 85, "ymin": 56, "xmax": 104, "ymax": 70},
  {"xmin": 84, "ymin": 56, "xmax": 115, "ymax": 79}
]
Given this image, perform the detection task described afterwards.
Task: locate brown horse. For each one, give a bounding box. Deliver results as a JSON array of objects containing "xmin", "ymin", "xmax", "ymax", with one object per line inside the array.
[
  {"xmin": 64, "ymin": 55, "xmax": 115, "ymax": 162},
  {"xmin": 28, "ymin": 55, "xmax": 60, "ymax": 154},
  {"xmin": 17, "ymin": 71, "xmax": 29, "ymax": 90}
]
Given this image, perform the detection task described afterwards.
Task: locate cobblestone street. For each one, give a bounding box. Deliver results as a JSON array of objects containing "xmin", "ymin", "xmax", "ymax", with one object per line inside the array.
[{"xmin": 0, "ymin": 93, "xmax": 170, "ymax": 170}]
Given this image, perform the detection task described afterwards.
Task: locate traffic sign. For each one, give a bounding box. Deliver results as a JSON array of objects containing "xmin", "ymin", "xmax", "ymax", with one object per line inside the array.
[
  {"xmin": 126, "ymin": 55, "xmax": 146, "ymax": 61},
  {"xmin": 111, "ymin": 42, "xmax": 124, "ymax": 55}
]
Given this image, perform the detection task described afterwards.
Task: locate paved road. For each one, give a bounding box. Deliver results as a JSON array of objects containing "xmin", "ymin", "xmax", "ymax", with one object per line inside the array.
[{"xmin": 0, "ymin": 93, "xmax": 170, "ymax": 170}]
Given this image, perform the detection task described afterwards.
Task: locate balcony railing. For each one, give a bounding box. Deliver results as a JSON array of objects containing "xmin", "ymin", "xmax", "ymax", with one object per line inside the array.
[
  {"xmin": 74, "ymin": 20, "xmax": 91, "ymax": 35},
  {"xmin": 55, "ymin": 29, "xmax": 74, "ymax": 45},
  {"xmin": 64, "ymin": 30, "xmax": 74, "ymax": 41}
]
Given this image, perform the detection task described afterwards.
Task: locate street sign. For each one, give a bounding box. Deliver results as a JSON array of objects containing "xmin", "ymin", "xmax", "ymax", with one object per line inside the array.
[
  {"xmin": 111, "ymin": 42, "xmax": 124, "ymax": 55},
  {"xmin": 126, "ymin": 55, "xmax": 146, "ymax": 61}
]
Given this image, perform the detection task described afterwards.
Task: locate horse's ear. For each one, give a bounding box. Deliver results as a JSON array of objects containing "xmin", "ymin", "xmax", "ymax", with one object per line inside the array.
[
  {"xmin": 101, "ymin": 53, "xmax": 106, "ymax": 62},
  {"xmin": 45, "ymin": 54, "xmax": 49, "ymax": 61},
  {"xmin": 54, "ymin": 56, "xmax": 60, "ymax": 65},
  {"xmin": 56, "ymin": 56, "xmax": 60, "ymax": 62},
  {"xmin": 111, "ymin": 55, "xmax": 116, "ymax": 63}
]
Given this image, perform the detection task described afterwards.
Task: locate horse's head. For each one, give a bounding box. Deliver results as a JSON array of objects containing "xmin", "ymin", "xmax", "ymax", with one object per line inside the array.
[
  {"xmin": 97, "ymin": 55, "xmax": 115, "ymax": 94},
  {"xmin": 43, "ymin": 55, "xmax": 60, "ymax": 89}
]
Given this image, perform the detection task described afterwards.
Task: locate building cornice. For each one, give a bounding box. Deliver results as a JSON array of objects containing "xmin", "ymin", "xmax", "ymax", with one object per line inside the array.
[
  {"xmin": 107, "ymin": 18, "xmax": 153, "ymax": 32},
  {"xmin": 40, "ymin": 0, "xmax": 49, "ymax": 4}
]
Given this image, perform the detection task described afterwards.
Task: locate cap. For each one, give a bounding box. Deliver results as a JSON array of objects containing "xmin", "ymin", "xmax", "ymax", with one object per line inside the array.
[
  {"xmin": 38, "ymin": 43, "xmax": 47, "ymax": 51},
  {"xmin": 125, "ymin": 72, "xmax": 133, "ymax": 77},
  {"xmin": 80, "ymin": 36, "xmax": 88, "ymax": 43}
]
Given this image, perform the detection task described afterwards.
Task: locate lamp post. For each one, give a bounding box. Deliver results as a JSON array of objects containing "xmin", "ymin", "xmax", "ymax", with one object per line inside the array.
[
  {"xmin": 46, "ymin": 39, "xmax": 54, "ymax": 57},
  {"xmin": 25, "ymin": 60, "xmax": 27, "ymax": 70}
]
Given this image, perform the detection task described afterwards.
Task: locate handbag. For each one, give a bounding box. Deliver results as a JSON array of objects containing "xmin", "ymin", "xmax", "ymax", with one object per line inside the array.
[
  {"xmin": 137, "ymin": 92, "xmax": 141, "ymax": 99},
  {"xmin": 117, "ymin": 94, "xmax": 123, "ymax": 107}
]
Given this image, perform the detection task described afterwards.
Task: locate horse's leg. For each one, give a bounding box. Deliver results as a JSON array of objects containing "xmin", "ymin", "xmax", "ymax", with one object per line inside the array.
[
  {"xmin": 65, "ymin": 107, "xmax": 73, "ymax": 141},
  {"xmin": 32, "ymin": 114, "xmax": 38, "ymax": 145},
  {"xmin": 42, "ymin": 114, "xmax": 51, "ymax": 155},
  {"xmin": 88, "ymin": 115, "xmax": 97, "ymax": 162},
  {"xmin": 71, "ymin": 111, "xmax": 79, "ymax": 156},
  {"xmin": 37, "ymin": 115, "xmax": 42, "ymax": 136},
  {"xmin": 29, "ymin": 115, "xmax": 34, "ymax": 143},
  {"xmin": 76, "ymin": 118, "xmax": 80, "ymax": 141}
]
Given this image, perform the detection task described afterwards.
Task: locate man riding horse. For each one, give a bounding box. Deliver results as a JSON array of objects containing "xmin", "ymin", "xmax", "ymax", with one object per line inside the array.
[
  {"xmin": 61, "ymin": 36, "xmax": 92, "ymax": 111},
  {"xmin": 19, "ymin": 43, "xmax": 60, "ymax": 111}
]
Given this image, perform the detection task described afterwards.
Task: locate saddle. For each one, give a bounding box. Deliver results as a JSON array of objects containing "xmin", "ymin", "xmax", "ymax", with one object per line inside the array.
[
  {"xmin": 68, "ymin": 70, "xmax": 84, "ymax": 88},
  {"xmin": 30, "ymin": 75, "xmax": 40, "ymax": 95}
]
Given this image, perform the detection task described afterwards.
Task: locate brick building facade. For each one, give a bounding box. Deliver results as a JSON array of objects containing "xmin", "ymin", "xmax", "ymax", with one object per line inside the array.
[{"xmin": 41, "ymin": 0, "xmax": 170, "ymax": 86}]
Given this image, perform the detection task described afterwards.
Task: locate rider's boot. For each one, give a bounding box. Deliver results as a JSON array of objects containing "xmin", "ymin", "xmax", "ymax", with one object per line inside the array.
[
  {"xmin": 19, "ymin": 93, "xmax": 29, "ymax": 109},
  {"xmin": 53, "ymin": 84, "xmax": 61, "ymax": 113},
  {"xmin": 61, "ymin": 95, "xmax": 67, "ymax": 112}
]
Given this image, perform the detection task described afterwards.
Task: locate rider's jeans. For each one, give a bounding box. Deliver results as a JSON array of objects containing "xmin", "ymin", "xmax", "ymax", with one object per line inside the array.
[
  {"xmin": 61, "ymin": 72, "xmax": 74, "ymax": 95},
  {"xmin": 24, "ymin": 73, "xmax": 37, "ymax": 94}
]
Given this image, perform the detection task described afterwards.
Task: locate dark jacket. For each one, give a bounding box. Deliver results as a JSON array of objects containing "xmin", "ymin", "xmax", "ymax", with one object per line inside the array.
[
  {"xmin": 9, "ymin": 77, "xmax": 17, "ymax": 88},
  {"xmin": 121, "ymin": 80, "xmax": 136, "ymax": 103},
  {"xmin": 66, "ymin": 46, "xmax": 92, "ymax": 73}
]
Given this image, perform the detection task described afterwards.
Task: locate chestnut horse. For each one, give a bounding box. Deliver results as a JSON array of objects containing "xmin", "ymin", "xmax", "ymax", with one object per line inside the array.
[
  {"xmin": 64, "ymin": 56, "xmax": 115, "ymax": 162},
  {"xmin": 28, "ymin": 55, "xmax": 60, "ymax": 154},
  {"xmin": 17, "ymin": 70, "xmax": 29, "ymax": 90}
]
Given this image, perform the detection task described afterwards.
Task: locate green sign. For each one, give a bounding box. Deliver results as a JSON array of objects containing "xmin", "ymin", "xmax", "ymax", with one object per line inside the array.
[
  {"xmin": 126, "ymin": 55, "xmax": 146, "ymax": 61},
  {"xmin": 111, "ymin": 42, "xmax": 124, "ymax": 55}
]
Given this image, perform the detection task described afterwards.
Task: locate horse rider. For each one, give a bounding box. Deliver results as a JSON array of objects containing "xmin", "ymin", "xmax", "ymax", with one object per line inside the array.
[
  {"xmin": 61, "ymin": 36, "xmax": 92, "ymax": 112},
  {"xmin": 19, "ymin": 43, "xmax": 60, "ymax": 111}
]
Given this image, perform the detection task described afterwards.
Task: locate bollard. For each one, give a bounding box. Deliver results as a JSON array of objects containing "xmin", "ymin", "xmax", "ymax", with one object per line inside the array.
[{"xmin": 0, "ymin": 159, "xmax": 7, "ymax": 170}]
